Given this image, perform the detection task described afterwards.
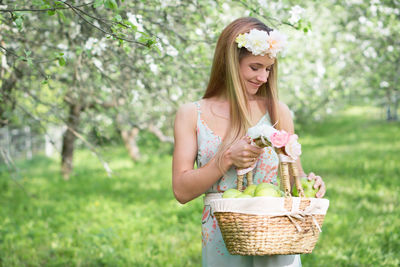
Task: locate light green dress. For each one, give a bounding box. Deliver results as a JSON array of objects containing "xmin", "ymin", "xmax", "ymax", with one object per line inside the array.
[{"xmin": 195, "ymin": 101, "xmax": 302, "ymax": 267}]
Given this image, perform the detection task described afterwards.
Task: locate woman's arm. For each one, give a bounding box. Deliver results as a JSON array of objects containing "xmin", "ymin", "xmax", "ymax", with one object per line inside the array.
[
  {"xmin": 172, "ymin": 102, "xmax": 264, "ymax": 204},
  {"xmin": 278, "ymin": 102, "xmax": 326, "ymax": 198},
  {"xmin": 172, "ymin": 103, "xmax": 231, "ymax": 204}
]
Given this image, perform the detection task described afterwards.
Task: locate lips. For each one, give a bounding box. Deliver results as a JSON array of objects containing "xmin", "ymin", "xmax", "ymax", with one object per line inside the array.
[{"xmin": 249, "ymin": 81, "xmax": 262, "ymax": 88}]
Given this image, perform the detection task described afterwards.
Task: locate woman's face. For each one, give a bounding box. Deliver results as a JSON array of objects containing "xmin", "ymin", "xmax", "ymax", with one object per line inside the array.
[{"xmin": 239, "ymin": 54, "xmax": 275, "ymax": 98}]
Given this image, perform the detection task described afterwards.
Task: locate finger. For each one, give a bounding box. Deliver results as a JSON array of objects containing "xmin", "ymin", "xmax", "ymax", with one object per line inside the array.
[
  {"xmin": 308, "ymin": 172, "xmax": 316, "ymax": 181},
  {"xmin": 242, "ymin": 135, "xmax": 252, "ymax": 144},
  {"xmin": 248, "ymin": 145, "xmax": 264, "ymax": 155},
  {"xmin": 316, "ymin": 184, "xmax": 326, "ymax": 198},
  {"xmin": 247, "ymin": 151, "xmax": 261, "ymax": 159},
  {"xmin": 313, "ymin": 176, "xmax": 322, "ymax": 189},
  {"xmin": 246, "ymin": 157, "xmax": 255, "ymax": 163}
]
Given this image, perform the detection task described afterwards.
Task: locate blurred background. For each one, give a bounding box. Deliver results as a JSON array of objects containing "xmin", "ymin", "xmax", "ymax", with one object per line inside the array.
[{"xmin": 0, "ymin": 0, "xmax": 399, "ymax": 266}]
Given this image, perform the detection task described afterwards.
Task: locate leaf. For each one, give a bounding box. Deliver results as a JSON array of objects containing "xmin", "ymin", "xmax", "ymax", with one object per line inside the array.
[
  {"xmin": 93, "ymin": 0, "xmax": 103, "ymax": 8},
  {"xmin": 58, "ymin": 57, "xmax": 66, "ymax": 66},
  {"xmin": 27, "ymin": 58, "xmax": 33, "ymax": 67},
  {"xmin": 114, "ymin": 14, "xmax": 122, "ymax": 22},
  {"xmin": 105, "ymin": 0, "xmax": 118, "ymax": 9},
  {"xmin": 47, "ymin": 10, "xmax": 56, "ymax": 16},
  {"xmin": 54, "ymin": 0, "xmax": 66, "ymax": 7},
  {"xmin": 14, "ymin": 17, "xmax": 23, "ymax": 29},
  {"xmin": 56, "ymin": 10, "xmax": 66, "ymax": 21}
]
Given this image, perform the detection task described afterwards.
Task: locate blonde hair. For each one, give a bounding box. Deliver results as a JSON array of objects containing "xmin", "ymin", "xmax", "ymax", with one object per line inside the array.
[{"xmin": 203, "ymin": 17, "xmax": 280, "ymax": 171}]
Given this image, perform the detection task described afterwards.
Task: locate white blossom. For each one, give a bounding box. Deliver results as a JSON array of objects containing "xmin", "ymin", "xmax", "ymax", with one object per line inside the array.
[
  {"xmin": 257, "ymin": 0, "xmax": 267, "ymax": 7},
  {"xmin": 166, "ymin": 45, "xmax": 179, "ymax": 56},
  {"xmin": 380, "ymin": 81, "xmax": 389, "ymax": 88},
  {"xmin": 149, "ymin": 63, "xmax": 158, "ymax": 74},
  {"xmin": 316, "ymin": 60, "xmax": 326, "ymax": 77},
  {"xmin": 127, "ymin": 13, "xmax": 144, "ymax": 32},
  {"xmin": 358, "ymin": 16, "xmax": 367, "ymax": 24},
  {"xmin": 92, "ymin": 58, "xmax": 103, "ymax": 71},
  {"xmin": 288, "ymin": 5, "xmax": 305, "ymax": 24},
  {"xmin": 84, "ymin": 37, "xmax": 97, "ymax": 50},
  {"xmin": 363, "ymin": 47, "xmax": 377, "ymax": 58}
]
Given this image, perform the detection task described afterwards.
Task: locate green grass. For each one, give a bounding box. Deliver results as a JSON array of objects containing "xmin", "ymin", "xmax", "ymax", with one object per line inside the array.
[{"xmin": 0, "ymin": 107, "xmax": 399, "ymax": 266}]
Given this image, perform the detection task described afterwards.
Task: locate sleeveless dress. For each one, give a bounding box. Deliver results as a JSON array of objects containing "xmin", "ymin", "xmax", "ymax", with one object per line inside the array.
[{"xmin": 195, "ymin": 101, "xmax": 302, "ymax": 267}]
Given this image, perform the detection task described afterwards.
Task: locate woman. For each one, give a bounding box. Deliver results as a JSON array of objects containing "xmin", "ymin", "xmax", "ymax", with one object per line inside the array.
[{"xmin": 172, "ymin": 17, "xmax": 326, "ymax": 267}]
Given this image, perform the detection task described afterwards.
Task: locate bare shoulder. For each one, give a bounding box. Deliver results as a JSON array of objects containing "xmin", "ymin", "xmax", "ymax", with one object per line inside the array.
[
  {"xmin": 278, "ymin": 101, "xmax": 294, "ymax": 133},
  {"xmin": 278, "ymin": 101, "xmax": 291, "ymax": 117},
  {"xmin": 174, "ymin": 102, "xmax": 198, "ymax": 130},
  {"xmin": 177, "ymin": 102, "xmax": 197, "ymax": 113}
]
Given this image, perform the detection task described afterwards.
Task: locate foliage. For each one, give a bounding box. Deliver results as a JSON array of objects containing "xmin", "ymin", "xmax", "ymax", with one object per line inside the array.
[
  {"xmin": 329, "ymin": 0, "xmax": 400, "ymax": 120},
  {"xmin": 1, "ymin": 109, "xmax": 399, "ymax": 266}
]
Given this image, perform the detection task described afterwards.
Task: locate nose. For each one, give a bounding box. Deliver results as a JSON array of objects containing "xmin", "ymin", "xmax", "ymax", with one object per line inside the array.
[{"xmin": 256, "ymin": 70, "xmax": 269, "ymax": 83}]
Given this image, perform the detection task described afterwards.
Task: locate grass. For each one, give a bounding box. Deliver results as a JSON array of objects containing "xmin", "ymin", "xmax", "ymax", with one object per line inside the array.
[{"xmin": 0, "ymin": 107, "xmax": 399, "ymax": 266}]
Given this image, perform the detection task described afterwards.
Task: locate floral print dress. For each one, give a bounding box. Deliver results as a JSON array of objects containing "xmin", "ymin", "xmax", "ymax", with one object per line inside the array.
[{"xmin": 195, "ymin": 101, "xmax": 302, "ymax": 267}]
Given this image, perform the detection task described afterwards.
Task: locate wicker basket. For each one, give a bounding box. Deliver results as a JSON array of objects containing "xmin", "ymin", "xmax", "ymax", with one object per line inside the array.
[{"xmin": 209, "ymin": 151, "xmax": 329, "ymax": 256}]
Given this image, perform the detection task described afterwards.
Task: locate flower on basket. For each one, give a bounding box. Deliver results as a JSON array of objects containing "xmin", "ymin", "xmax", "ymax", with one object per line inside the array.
[
  {"xmin": 284, "ymin": 134, "xmax": 301, "ymax": 160},
  {"xmin": 247, "ymin": 125, "xmax": 301, "ymax": 161},
  {"xmin": 270, "ymin": 130, "xmax": 290, "ymax": 148}
]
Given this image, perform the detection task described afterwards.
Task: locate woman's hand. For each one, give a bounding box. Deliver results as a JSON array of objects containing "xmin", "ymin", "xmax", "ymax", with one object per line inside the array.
[
  {"xmin": 224, "ymin": 136, "xmax": 264, "ymax": 169},
  {"xmin": 307, "ymin": 172, "xmax": 326, "ymax": 198}
]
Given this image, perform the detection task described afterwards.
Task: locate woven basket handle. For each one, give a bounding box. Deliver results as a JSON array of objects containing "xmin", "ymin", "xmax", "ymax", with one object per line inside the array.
[
  {"xmin": 279, "ymin": 159, "xmax": 305, "ymax": 197},
  {"xmin": 237, "ymin": 136, "xmax": 306, "ymax": 197}
]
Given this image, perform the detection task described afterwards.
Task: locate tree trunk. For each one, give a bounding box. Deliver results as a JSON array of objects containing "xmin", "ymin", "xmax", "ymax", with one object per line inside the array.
[
  {"xmin": 61, "ymin": 103, "xmax": 81, "ymax": 180},
  {"xmin": 393, "ymin": 91, "xmax": 399, "ymax": 121},
  {"xmin": 121, "ymin": 127, "xmax": 141, "ymax": 161},
  {"xmin": 0, "ymin": 67, "xmax": 23, "ymax": 127}
]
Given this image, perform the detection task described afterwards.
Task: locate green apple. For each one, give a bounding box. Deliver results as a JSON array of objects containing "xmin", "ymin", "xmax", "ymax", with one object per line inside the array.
[
  {"xmin": 292, "ymin": 178, "xmax": 318, "ymax": 198},
  {"xmin": 222, "ymin": 189, "xmax": 242, "ymax": 198},
  {"xmin": 243, "ymin": 185, "xmax": 257, "ymax": 196},
  {"xmin": 255, "ymin": 183, "xmax": 280, "ymax": 195},
  {"xmin": 254, "ymin": 187, "xmax": 281, "ymax": 197}
]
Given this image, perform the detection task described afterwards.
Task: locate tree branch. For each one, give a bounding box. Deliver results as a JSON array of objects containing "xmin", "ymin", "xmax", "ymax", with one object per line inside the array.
[
  {"xmin": 0, "ymin": 2, "xmax": 94, "ymax": 12},
  {"xmin": 62, "ymin": 1, "xmax": 148, "ymax": 46}
]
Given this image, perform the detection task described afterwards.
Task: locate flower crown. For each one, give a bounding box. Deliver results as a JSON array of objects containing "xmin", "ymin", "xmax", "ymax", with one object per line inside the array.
[{"xmin": 235, "ymin": 29, "xmax": 287, "ymax": 58}]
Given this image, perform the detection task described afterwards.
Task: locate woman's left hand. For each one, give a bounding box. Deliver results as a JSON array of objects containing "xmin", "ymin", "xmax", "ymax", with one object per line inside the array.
[{"xmin": 307, "ymin": 172, "xmax": 326, "ymax": 198}]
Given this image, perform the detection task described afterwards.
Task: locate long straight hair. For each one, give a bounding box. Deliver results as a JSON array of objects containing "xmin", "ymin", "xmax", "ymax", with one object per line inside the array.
[{"xmin": 203, "ymin": 17, "xmax": 280, "ymax": 171}]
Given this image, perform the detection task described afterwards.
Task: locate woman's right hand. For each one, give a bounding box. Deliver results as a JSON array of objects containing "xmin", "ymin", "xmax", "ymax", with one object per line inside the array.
[{"xmin": 224, "ymin": 136, "xmax": 265, "ymax": 169}]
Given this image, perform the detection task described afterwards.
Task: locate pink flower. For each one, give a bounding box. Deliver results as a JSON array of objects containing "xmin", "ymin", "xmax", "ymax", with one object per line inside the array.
[
  {"xmin": 285, "ymin": 134, "xmax": 302, "ymax": 160},
  {"xmin": 270, "ymin": 130, "xmax": 290, "ymax": 148}
]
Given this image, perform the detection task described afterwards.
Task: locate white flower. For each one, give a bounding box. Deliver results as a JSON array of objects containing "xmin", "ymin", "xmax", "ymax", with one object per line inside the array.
[
  {"xmin": 380, "ymin": 81, "xmax": 389, "ymax": 88},
  {"xmin": 359, "ymin": 16, "xmax": 367, "ymax": 24},
  {"xmin": 236, "ymin": 29, "xmax": 287, "ymax": 58},
  {"xmin": 84, "ymin": 37, "xmax": 97, "ymax": 50},
  {"xmin": 166, "ymin": 45, "xmax": 179, "ymax": 56},
  {"xmin": 245, "ymin": 29, "xmax": 270, "ymax": 56},
  {"xmin": 285, "ymin": 134, "xmax": 301, "ymax": 160},
  {"xmin": 288, "ymin": 5, "xmax": 305, "ymax": 24},
  {"xmin": 266, "ymin": 30, "xmax": 287, "ymax": 58},
  {"xmin": 57, "ymin": 43, "xmax": 68, "ymax": 50},
  {"xmin": 149, "ymin": 63, "xmax": 158, "ymax": 74},
  {"xmin": 363, "ymin": 47, "xmax": 377, "ymax": 58},
  {"xmin": 92, "ymin": 58, "xmax": 103, "ymax": 71},
  {"xmin": 257, "ymin": 0, "xmax": 267, "ymax": 7},
  {"xmin": 247, "ymin": 125, "xmax": 278, "ymax": 141}
]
